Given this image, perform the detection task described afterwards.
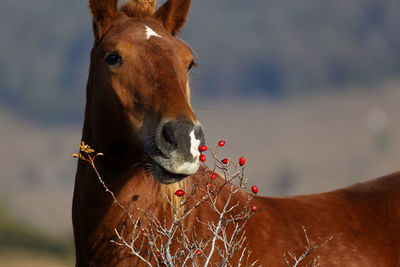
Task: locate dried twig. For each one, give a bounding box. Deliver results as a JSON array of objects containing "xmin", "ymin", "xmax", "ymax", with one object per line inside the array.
[{"xmin": 284, "ymin": 226, "xmax": 334, "ymax": 267}]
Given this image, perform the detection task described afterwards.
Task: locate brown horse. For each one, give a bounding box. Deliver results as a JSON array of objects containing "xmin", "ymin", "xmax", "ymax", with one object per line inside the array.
[{"xmin": 73, "ymin": 0, "xmax": 400, "ymax": 266}]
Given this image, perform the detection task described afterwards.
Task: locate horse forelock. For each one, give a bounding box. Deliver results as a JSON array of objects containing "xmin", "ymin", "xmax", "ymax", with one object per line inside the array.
[{"xmin": 119, "ymin": 0, "xmax": 157, "ymax": 18}]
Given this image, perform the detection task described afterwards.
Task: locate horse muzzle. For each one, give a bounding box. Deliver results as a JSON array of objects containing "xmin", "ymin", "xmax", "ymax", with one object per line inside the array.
[{"xmin": 149, "ymin": 118, "xmax": 205, "ymax": 183}]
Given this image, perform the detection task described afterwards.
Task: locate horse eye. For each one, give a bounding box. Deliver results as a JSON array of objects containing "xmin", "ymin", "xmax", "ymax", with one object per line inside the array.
[
  {"xmin": 105, "ymin": 53, "xmax": 123, "ymax": 66},
  {"xmin": 188, "ymin": 61, "xmax": 195, "ymax": 71}
]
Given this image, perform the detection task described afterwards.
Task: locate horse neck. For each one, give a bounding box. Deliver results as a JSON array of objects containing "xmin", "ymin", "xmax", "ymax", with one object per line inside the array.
[{"xmin": 78, "ymin": 122, "xmax": 186, "ymax": 217}]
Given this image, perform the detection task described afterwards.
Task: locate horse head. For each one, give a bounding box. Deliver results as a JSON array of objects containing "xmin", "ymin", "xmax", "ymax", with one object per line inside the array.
[{"xmin": 86, "ymin": 0, "xmax": 205, "ymax": 184}]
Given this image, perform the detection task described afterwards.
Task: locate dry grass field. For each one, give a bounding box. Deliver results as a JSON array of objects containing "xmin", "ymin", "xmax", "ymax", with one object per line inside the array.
[
  {"xmin": 0, "ymin": 81, "xmax": 399, "ymax": 264},
  {"xmin": 0, "ymin": 250, "xmax": 73, "ymax": 267}
]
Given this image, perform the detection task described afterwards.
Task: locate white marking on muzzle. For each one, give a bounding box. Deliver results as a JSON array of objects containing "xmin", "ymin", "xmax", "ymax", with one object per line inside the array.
[
  {"xmin": 145, "ymin": 25, "xmax": 161, "ymax": 40},
  {"xmin": 189, "ymin": 130, "xmax": 200, "ymax": 158},
  {"xmin": 169, "ymin": 159, "xmax": 200, "ymax": 175},
  {"xmin": 154, "ymin": 150, "xmax": 200, "ymax": 176}
]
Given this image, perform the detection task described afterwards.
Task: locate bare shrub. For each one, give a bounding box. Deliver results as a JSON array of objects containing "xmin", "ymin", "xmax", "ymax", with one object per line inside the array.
[
  {"xmin": 74, "ymin": 141, "xmax": 260, "ymax": 266},
  {"xmin": 74, "ymin": 141, "xmax": 329, "ymax": 266}
]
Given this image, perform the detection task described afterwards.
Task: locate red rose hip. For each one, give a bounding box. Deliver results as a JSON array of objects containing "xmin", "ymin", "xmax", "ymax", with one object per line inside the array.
[
  {"xmin": 251, "ymin": 185, "xmax": 258, "ymax": 194},
  {"xmin": 195, "ymin": 250, "xmax": 202, "ymax": 255},
  {"xmin": 199, "ymin": 145, "xmax": 208, "ymax": 152},
  {"xmin": 199, "ymin": 154, "xmax": 206, "ymax": 162},
  {"xmin": 175, "ymin": 189, "xmax": 185, "ymax": 197},
  {"xmin": 251, "ymin": 205, "xmax": 258, "ymax": 212},
  {"xmin": 211, "ymin": 173, "xmax": 217, "ymax": 180},
  {"xmin": 239, "ymin": 157, "xmax": 245, "ymax": 166},
  {"xmin": 218, "ymin": 140, "xmax": 226, "ymax": 147},
  {"xmin": 222, "ymin": 158, "xmax": 229, "ymax": 164}
]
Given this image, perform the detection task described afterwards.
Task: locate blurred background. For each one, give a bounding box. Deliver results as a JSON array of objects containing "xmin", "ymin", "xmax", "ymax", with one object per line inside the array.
[{"xmin": 1, "ymin": 0, "xmax": 400, "ymax": 265}]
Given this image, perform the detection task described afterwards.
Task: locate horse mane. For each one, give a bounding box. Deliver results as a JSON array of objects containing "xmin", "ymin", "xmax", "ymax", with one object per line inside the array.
[
  {"xmin": 160, "ymin": 181, "xmax": 186, "ymax": 214},
  {"xmin": 120, "ymin": 0, "xmax": 157, "ymax": 18}
]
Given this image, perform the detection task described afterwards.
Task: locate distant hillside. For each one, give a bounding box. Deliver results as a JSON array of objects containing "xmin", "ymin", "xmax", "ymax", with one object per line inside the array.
[
  {"xmin": 1, "ymin": 0, "xmax": 400, "ymax": 122},
  {"xmin": 0, "ymin": 204, "xmax": 73, "ymax": 266},
  {"xmin": 0, "ymin": 204, "xmax": 71, "ymax": 256}
]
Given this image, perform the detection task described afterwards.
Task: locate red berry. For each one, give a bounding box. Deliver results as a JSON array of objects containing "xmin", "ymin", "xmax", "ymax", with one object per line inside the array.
[
  {"xmin": 195, "ymin": 250, "xmax": 202, "ymax": 255},
  {"xmin": 222, "ymin": 158, "xmax": 229, "ymax": 164},
  {"xmin": 239, "ymin": 157, "xmax": 245, "ymax": 166},
  {"xmin": 199, "ymin": 154, "xmax": 206, "ymax": 162},
  {"xmin": 218, "ymin": 140, "xmax": 226, "ymax": 147},
  {"xmin": 211, "ymin": 173, "xmax": 217, "ymax": 180},
  {"xmin": 199, "ymin": 146, "xmax": 208, "ymax": 152},
  {"xmin": 251, "ymin": 205, "xmax": 258, "ymax": 212},
  {"xmin": 208, "ymin": 183, "xmax": 212, "ymax": 188},
  {"xmin": 175, "ymin": 189, "xmax": 185, "ymax": 197},
  {"xmin": 251, "ymin": 185, "xmax": 258, "ymax": 194}
]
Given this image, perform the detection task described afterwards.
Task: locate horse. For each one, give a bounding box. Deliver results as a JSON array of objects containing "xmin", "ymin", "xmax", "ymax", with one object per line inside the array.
[{"xmin": 72, "ymin": 0, "xmax": 400, "ymax": 266}]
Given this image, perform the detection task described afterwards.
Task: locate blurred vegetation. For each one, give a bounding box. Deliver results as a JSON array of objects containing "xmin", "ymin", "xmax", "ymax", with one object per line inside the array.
[
  {"xmin": 0, "ymin": 203, "xmax": 72, "ymax": 258},
  {"xmin": 0, "ymin": 0, "xmax": 399, "ymax": 123}
]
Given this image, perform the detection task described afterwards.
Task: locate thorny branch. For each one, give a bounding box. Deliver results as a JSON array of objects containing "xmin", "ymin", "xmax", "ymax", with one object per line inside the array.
[
  {"xmin": 284, "ymin": 226, "xmax": 334, "ymax": 267},
  {"xmin": 74, "ymin": 141, "xmax": 330, "ymax": 267},
  {"xmin": 74, "ymin": 141, "xmax": 259, "ymax": 266}
]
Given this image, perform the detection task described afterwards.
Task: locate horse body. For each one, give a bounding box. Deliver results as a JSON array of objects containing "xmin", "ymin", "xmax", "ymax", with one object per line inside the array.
[
  {"xmin": 248, "ymin": 173, "xmax": 400, "ymax": 266},
  {"xmin": 74, "ymin": 159, "xmax": 400, "ymax": 266},
  {"xmin": 192, "ymin": 173, "xmax": 400, "ymax": 266},
  {"xmin": 73, "ymin": 0, "xmax": 400, "ymax": 265}
]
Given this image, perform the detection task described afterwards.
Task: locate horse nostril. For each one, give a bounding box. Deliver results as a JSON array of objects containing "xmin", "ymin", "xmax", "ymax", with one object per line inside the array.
[
  {"xmin": 192, "ymin": 126, "xmax": 205, "ymax": 150},
  {"xmin": 162, "ymin": 122, "xmax": 177, "ymax": 147},
  {"xmin": 156, "ymin": 121, "xmax": 178, "ymax": 155}
]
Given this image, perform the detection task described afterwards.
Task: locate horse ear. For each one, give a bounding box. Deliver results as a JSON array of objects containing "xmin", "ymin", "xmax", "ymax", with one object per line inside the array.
[
  {"xmin": 89, "ymin": 0, "xmax": 119, "ymax": 40},
  {"xmin": 154, "ymin": 0, "xmax": 191, "ymax": 36}
]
